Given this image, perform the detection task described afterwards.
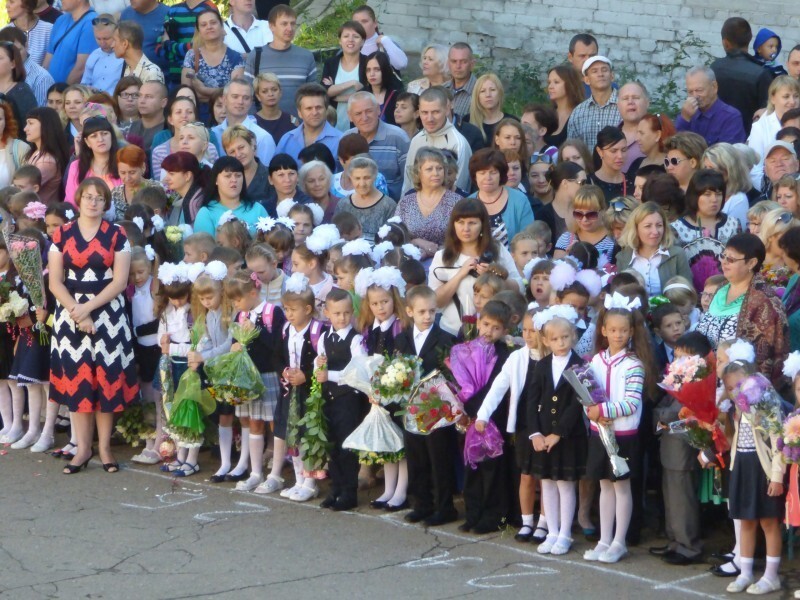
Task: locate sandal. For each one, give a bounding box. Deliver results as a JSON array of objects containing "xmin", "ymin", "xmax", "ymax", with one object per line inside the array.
[
  {"xmin": 174, "ymin": 463, "xmax": 200, "ymax": 477},
  {"xmin": 160, "ymin": 461, "xmax": 183, "ymax": 473},
  {"xmin": 52, "ymin": 442, "xmax": 76, "ymax": 459}
]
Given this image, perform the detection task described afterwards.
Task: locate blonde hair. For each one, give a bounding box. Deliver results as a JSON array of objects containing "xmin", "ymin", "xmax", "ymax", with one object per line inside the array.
[
  {"xmin": 702, "ymin": 143, "xmax": 752, "ymax": 196},
  {"xmin": 245, "ymin": 242, "xmax": 278, "ymax": 265},
  {"xmin": 663, "ymin": 275, "xmax": 697, "ymax": 307},
  {"xmin": 192, "ymin": 274, "xmax": 232, "ymax": 332},
  {"xmin": 759, "ymin": 207, "xmax": 799, "ymax": 248},
  {"xmin": 602, "ymin": 195, "xmax": 639, "ymax": 232},
  {"xmin": 356, "ymin": 284, "xmax": 410, "ymax": 333},
  {"xmin": 225, "ymin": 268, "xmax": 259, "ymax": 301},
  {"xmin": 618, "ymin": 201, "xmax": 674, "ymax": 250},
  {"xmin": 179, "ymin": 122, "xmax": 210, "ymax": 144},
  {"xmin": 747, "ymin": 200, "xmax": 780, "ymax": 223},
  {"xmin": 469, "ymin": 73, "xmax": 505, "ymax": 141},
  {"xmin": 254, "ymin": 71, "xmax": 282, "ymax": 91},
  {"xmin": 568, "ymin": 184, "xmax": 607, "ymax": 234},
  {"xmin": 766, "ymin": 75, "xmax": 800, "ymax": 115},
  {"xmin": 222, "ymin": 124, "xmax": 256, "ymax": 149},
  {"xmin": 775, "ymin": 174, "xmax": 800, "ymax": 197},
  {"xmin": 217, "ymin": 218, "xmax": 252, "ymax": 255}
]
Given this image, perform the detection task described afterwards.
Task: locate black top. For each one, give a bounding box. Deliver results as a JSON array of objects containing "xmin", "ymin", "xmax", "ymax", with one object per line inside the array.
[
  {"xmin": 235, "ymin": 306, "xmax": 286, "ymax": 374},
  {"xmin": 544, "ymin": 120, "xmax": 569, "ymax": 149},
  {"xmin": 526, "ymin": 352, "xmax": 585, "ymax": 438},
  {"xmin": 321, "ymin": 53, "xmax": 369, "ymax": 109},
  {"xmin": 7, "ymin": 82, "xmax": 37, "ymax": 142},
  {"xmin": 246, "ymin": 160, "xmax": 274, "ymax": 203},
  {"xmin": 454, "ymin": 115, "xmax": 487, "ymax": 154},
  {"xmin": 536, "ymin": 202, "xmax": 568, "ymax": 244},
  {"xmin": 394, "ymin": 324, "xmax": 456, "ymax": 375},
  {"xmin": 711, "ymin": 50, "xmax": 774, "ymax": 136},
  {"xmin": 255, "ymin": 112, "xmax": 299, "ymax": 146},
  {"xmin": 588, "ymin": 171, "xmax": 636, "ymax": 203}
]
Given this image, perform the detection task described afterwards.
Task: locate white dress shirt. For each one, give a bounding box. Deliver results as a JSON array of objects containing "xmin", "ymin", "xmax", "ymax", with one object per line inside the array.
[
  {"xmin": 288, "ymin": 321, "xmax": 311, "ymax": 368},
  {"xmin": 316, "ymin": 325, "xmax": 365, "ymax": 383},
  {"xmin": 413, "ymin": 325, "xmax": 432, "ymax": 355},
  {"xmin": 629, "ymin": 247, "xmax": 669, "ymax": 297},
  {"xmin": 373, "ymin": 314, "xmax": 396, "ymax": 333},
  {"xmin": 552, "ymin": 352, "xmax": 571, "ymax": 387}
]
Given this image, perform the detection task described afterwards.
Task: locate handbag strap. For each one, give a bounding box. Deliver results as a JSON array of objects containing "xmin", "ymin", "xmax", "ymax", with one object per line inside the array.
[
  {"xmin": 52, "ymin": 10, "xmax": 92, "ymax": 54},
  {"xmin": 229, "ymin": 25, "xmax": 251, "ymax": 54}
]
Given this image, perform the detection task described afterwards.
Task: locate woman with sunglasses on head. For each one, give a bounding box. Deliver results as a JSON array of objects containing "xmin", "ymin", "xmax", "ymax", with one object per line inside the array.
[
  {"xmin": 23, "ymin": 106, "xmax": 69, "ymax": 205},
  {"xmin": 528, "ymin": 154, "xmax": 555, "ymax": 204},
  {"xmin": 588, "ymin": 126, "xmax": 635, "ymax": 203},
  {"xmin": 0, "ymin": 41, "xmax": 37, "ymax": 138},
  {"xmin": 663, "ymin": 132, "xmax": 707, "ymax": 192},
  {"xmin": 757, "ymin": 208, "xmax": 798, "ymax": 290},
  {"xmin": 629, "ymin": 113, "xmax": 674, "ymax": 175},
  {"xmin": 614, "ymin": 202, "xmax": 692, "ymax": 297},
  {"xmin": 64, "ymin": 116, "xmax": 122, "ymax": 208},
  {"xmin": 702, "ymin": 143, "xmax": 757, "ymax": 232},
  {"xmin": 602, "ymin": 195, "xmax": 638, "ymax": 242},
  {"xmin": 553, "ymin": 184, "xmax": 615, "ymax": 268},
  {"xmin": 537, "ymin": 160, "xmax": 586, "ymax": 243}
]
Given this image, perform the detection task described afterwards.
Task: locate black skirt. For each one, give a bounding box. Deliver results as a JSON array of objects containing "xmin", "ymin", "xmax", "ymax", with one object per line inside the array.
[
  {"xmin": 134, "ymin": 342, "xmax": 161, "ymax": 383},
  {"xmin": 515, "ymin": 428, "xmax": 535, "ymax": 475},
  {"xmin": 10, "ymin": 328, "xmax": 50, "ymax": 385},
  {"xmin": 586, "ymin": 433, "xmax": 640, "ymax": 481},
  {"xmin": 530, "ymin": 434, "xmax": 587, "ymax": 481},
  {"xmin": 728, "ymin": 451, "xmax": 784, "ymax": 520}
]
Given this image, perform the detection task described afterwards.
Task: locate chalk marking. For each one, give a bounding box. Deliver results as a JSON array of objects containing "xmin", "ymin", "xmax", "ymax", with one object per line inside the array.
[
  {"xmin": 120, "ymin": 491, "xmax": 206, "ymax": 510},
  {"xmin": 401, "ymin": 551, "xmax": 483, "ymax": 569},
  {"xmin": 467, "ymin": 563, "xmax": 559, "ymax": 589},
  {"xmin": 194, "ymin": 501, "xmax": 271, "ymax": 523},
  {"xmin": 654, "ymin": 573, "xmax": 713, "ymax": 589}
]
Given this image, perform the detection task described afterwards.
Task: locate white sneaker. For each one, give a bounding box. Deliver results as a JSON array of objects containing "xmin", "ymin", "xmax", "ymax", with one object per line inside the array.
[
  {"xmin": 280, "ymin": 483, "xmax": 303, "ymax": 498},
  {"xmin": 30, "ymin": 434, "xmax": 55, "ymax": 453},
  {"xmin": 728, "ymin": 576, "xmax": 755, "ymax": 594},
  {"xmin": 598, "ymin": 542, "xmax": 628, "ymax": 563},
  {"xmin": 10, "ymin": 431, "xmax": 39, "ymax": 450},
  {"xmin": 235, "ymin": 473, "xmax": 265, "ymax": 491},
  {"xmin": 583, "ymin": 543, "xmax": 609, "ymax": 561},
  {"xmin": 537, "ymin": 535, "xmax": 557, "ymax": 554},
  {"xmin": 290, "ymin": 485, "xmax": 319, "ymax": 502},
  {"xmin": 254, "ymin": 474, "xmax": 284, "ymax": 495},
  {"xmin": 550, "ymin": 537, "xmax": 573, "ymax": 555}
]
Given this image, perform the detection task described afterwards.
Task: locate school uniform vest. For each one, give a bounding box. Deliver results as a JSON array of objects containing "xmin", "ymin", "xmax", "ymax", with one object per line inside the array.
[{"xmin": 322, "ymin": 329, "xmax": 358, "ymax": 399}]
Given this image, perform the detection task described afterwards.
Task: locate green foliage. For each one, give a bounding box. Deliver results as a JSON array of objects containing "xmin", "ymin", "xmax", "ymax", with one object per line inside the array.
[
  {"xmin": 493, "ymin": 61, "xmax": 552, "ymax": 115},
  {"xmin": 294, "ymin": 0, "xmax": 361, "ymax": 50},
  {"xmin": 648, "ymin": 31, "xmax": 713, "ymax": 117}
]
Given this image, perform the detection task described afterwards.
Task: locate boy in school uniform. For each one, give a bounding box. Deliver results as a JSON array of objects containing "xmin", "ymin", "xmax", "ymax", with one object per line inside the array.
[
  {"xmin": 316, "ymin": 288, "xmax": 369, "ymax": 511},
  {"xmin": 395, "ymin": 285, "xmax": 458, "ymax": 526}
]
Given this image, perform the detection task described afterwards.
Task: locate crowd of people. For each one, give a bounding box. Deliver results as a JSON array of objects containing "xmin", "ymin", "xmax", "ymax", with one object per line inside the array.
[{"xmin": 1, "ymin": 0, "xmax": 800, "ymax": 594}]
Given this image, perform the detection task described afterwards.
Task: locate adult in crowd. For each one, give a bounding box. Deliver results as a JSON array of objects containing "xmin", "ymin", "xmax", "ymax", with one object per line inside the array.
[
  {"xmin": 747, "ymin": 75, "xmax": 800, "ymax": 186},
  {"xmin": 567, "ymin": 56, "xmax": 621, "ymax": 148},
  {"xmin": 154, "ymin": 0, "xmax": 217, "ymax": 89},
  {"xmin": 193, "ymin": 155, "xmax": 268, "ymax": 235},
  {"xmin": 558, "ymin": 138, "xmax": 594, "ymax": 173},
  {"xmin": 345, "ymin": 91, "xmax": 408, "ymax": 200},
  {"xmin": 222, "ymin": 125, "xmax": 272, "ymax": 201},
  {"xmin": 129, "ymin": 80, "xmax": 167, "ymax": 156},
  {"xmin": 112, "ymin": 75, "xmax": 139, "ymax": 135},
  {"xmin": 629, "ymin": 113, "xmax": 674, "ymax": 174},
  {"xmin": 566, "ymin": 32, "xmax": 599, "ymax": 84},
  {"xmin": 407, "ymin": 44, "xmax": 449, "ymax": 95},
  {"xmin": 758, "ymin": 207, "xmax": 797, "ymax": 286},
  {"xmin": 223, "ymin": 0, "xmax": 272, "ymax": 55},
  {"xmin": 321, "ymin": 20, "xmax": 367, "ymax": 131},
  {"xmin": 174, "ymin": 122, "xmax": 212, "ymax": 168},
  {"xmin": 696, "ymin": 233, "xmax": 788, "ymax": 382},
  {"xmin": 394, "ymin": 91, "xmax": 420, "ymax": 141},
  {"xmin": 111, "ymin": 145, "xmax": 162, "ymax": 220},
  {"xmin": 444, "ymin": 42, "xmax": 476, "ymax": 120},
  {"xmin": 467, "ymin": 73, "xmax": 516, "ymax": 143},
  {"xmin": 151, "ymin": 95, "xmax": 219, "ymax": 177},
  {"xmin": 787, "ymin": 45, "xmax": 800, "ymax": 80},
  {"xmin": 331, "ymin": 133, "xmax": 388, "ymax": 198},
  {"xmin": 182, "ymin": 9, "xmax": 245, "ymax": 121},
  {"xmin": 703, "ymin": 143, "xmax": 755, "ymax": 231},
  {"xmin": 528, "ymin": 154, "xmax": 555, "ymax": 204},
  {"xmin": 23, "ymin": 106, "xmax": 70, "ymax": 205},
  {"xmin": 663, "ymin": 132, "xmax": 707, "ymax": 192},
  {"xmin": 254, "ymin": 73, "xmax": 299, "ymax": 145},
  {"xmin": 267, "ymin": 153, "xmax": 309, "ymax": 216},
  {"xmin": 674, "ymin": 66, "xmax": 746, "ymax": 145},
  {"xmin": 428, "ymin": 197, "xmax": 523, "ymax": 336},
  {"xmin": 711, "ymin": 17, "xmax": 774, "ymax": 135},
  {"xmin": 451, "ymin": 88, "xmax": 486, "ymax": 154},
  {"xmin": 211, "ymin": 77, "xmax": 276, "ymax": 166},
  {"xmin": 119, "ymin": 0, "xmax": 169, "ymax": 76},
  {"xmin": 243, "ymin": 4, "xmax": 316, "ymax": 117},
  {"xmin": 162, "ymin": 151, "xmax": 205, "ymax": 225},
  {"xmin": 276, "ymin": 83, "xmax": 343, "ymax": 161},
  {"xmin": 617, "ymin": 81, "xmax": 649, "ymax": 172},
  {"xmin": 762, "ymin": 140, "xmax": 800, "ymax": 198},
  {"xmin": 553, "ymin": 183, "xmax": 615, "ymax": 267},
  {"xmin": 62, "ymin": 83, "xmax": 90, "ymax": 148},
  {"xmin": 0, "ymin": 28, "xmax": 54, "ymax": 108},
  {"xmin": 35, "ymin": 0, "xmax": 61, "ymax": 23},
  {"xmin": 43, "ymin": 0, "xmax": 97, "ymax": 85},
  {"xmin": 642, "ymin": 174, "xmax": 685, "ymax": 222},
  {"xmin": 395, "ymin": 147, "xmax": 462, "ymax": 259},
  {"xmin": 589, "ymin": 126, "xmax": 635, "ymax": 201},
  {"xmin": 333, "ymin": 155, "xmax": 396, "ymax": 242},
  {"xmin": 360, "ymin": 51, "xmax": 403, "ymax": 126},
  {"xmin": 0, "ymin": 41, "xmax": 37, "ymax": 137},
  {"xmin": 80, "ymin": 14, "xmax": 122, "ymax": 95},
  {"xmin": 778, "ymin": 226, "xmax": 800, "ymax": 351},
  {"xmin": 298, "ymin": 159, "xmax": 338, "ymax": 223},
  {"xmin": 49, "ymin": 177, "xmax": 138, "ymax": 475},
  {"xmin": 615, "ymin": 202, "xmax": 693, "ymax": 297},
  {"xmin": 0, "ymin": 100, "xmax": 29, "ymax": 187},
  {"xmin": 537, "ymin": 160, "xmax": 586, "ymax": 242},
  {"xmin": 8, "ymin": 0, "xmax": 53, "ymax": 66},
  {"xmin": 64, "ymin": 116, "xmax": 122, "ymax": 206},
  {"xmin": 403, "ymin": 87, "xmax": 472, "ymax": 193},
  {"xmin": 352, "ymin": 4, "xmax": 407, "ymax": 71},
  {"xmin": 467, "ymin": 148, "xmax": 534, "ymax": 248},
  {"xmin": 545, "ymin": 64, "xmax": 585, "ymax": 149},
  {"xmin": 502, "ymin": 149, "xmax": 526, "ymax": 194},
  {"xmin": 493, "ymin": 118, "xmax": 530, "ymax": 169},
  {"xmin": 115, "ymin": 20, "xmax": 165, "ymax": 84}
]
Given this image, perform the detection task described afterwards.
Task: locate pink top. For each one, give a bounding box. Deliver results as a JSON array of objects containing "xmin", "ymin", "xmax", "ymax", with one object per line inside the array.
[
  {"xmin": 64, "ymin": 160, "xmax": 123, "ymax": 206},
  {"xmin": 25, "ymin": 151, "xmax": 62, "ymax": 206}
]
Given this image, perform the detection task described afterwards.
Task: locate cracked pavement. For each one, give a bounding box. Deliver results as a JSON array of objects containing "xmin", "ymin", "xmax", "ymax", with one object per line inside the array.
[{"xmin": 2, "ymin": 450, "xmax": 798, "ymax": 599}]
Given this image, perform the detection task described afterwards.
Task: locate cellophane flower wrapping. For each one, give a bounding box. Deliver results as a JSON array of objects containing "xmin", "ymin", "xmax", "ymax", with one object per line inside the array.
[
  {"xmin": 338, "ymin": 354, "xmax": 385, "ymax": 397},
  {"xmin": 5, "ymin": 232, "xmax": 48, "ymax": 344},
  {"xmin": 401, "ymin": 371, "xmax": 463, "ymax": 435},
  {"xmin": 343, "ymin": 403, "xmax": 405, "ymax": 461},
  {"xmin": 371, "ymin": 354, "xmax": 422, "ymax": 406},
  {"xmin": 562, "ymin": 363, "xmax": 629, "ymax": 478},
  {"xmin": 659, "ymin": 353, "xmax": 718, "ymax": 424},
  {"xmin": 159, "ymin": 354, "xmax": 173, "ymax": 420},
  {"xmin": 669, "ymin": 406, "xmax": 730, "ymax": 456},
  {"xmin": 205, "ymin": 323, "xmax": 266, "ymax": 405},
  {"xmin": 777, "ymin": 409, "xmax": 800, "ymax": 465},
  {"xmin": 731, "ymin": 373, "xmax": 785, "ymax": 436},
  {"xmin": 463, "ymin": 419, "xmax": 504, "ymax": 469},
  {"xmin": 297, "ymin": 371, "xmax": 330, "ymax": 479},
  {"xmin": 449, "ymin": 338, "xmax": 498, "ymax": 403}
]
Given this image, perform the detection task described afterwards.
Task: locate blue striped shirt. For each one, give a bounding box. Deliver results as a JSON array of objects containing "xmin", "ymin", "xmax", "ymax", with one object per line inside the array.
[{"xmin": 244, "ymin": 44, "xmax": 317, "ymax": 116}]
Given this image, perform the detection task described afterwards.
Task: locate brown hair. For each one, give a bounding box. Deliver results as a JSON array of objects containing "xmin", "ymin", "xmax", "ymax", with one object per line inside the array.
[
  {"xmin": 74, "ymin": 177, "xmax": 112, "ymax": 210},
  {"xmin": 356, "ymin": 283, "xmax": 410, "ymax": 332},
  {"xmin": 192, "ymin": 273, "xmax": 232, "ymax": 331}
]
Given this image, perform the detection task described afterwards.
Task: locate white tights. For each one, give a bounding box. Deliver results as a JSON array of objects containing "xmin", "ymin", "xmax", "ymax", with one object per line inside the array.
[
  {"xmin": 599, "ymin": 479, "xmax": 632, "ymax": 548},
  {"xmin": 375, "ymin": 458, "xmax": 408, "ymax": 506},
  {"xmin": 0, "ymin": 379, "xmax": 24, "ymax": 439},
  {"xmin": 541, "ymin": 479, "xmax": 577, "ymax": 541},
  {"xmin": 14, "ymin": 384, "xmax": 47, "ymax": 445}
]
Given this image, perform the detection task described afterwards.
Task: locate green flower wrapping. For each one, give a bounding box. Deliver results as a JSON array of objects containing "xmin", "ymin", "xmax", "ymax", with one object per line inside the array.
[
  {"xmin": 298, "ymin": 370, "xmax": 330, "ymax": 477},
  {"xmin": 205, "ymin": 323, "xmax": 266, "ymax": 405}
]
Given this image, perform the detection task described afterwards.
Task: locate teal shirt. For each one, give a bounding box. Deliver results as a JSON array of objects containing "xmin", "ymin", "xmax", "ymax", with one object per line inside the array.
[
  {"xmin": 193, "ymin": 200, "xmax": 268, "ymax": 237},
  {"xmin": 783, "ymin": 274, "xmax": 800, "ymax": 351}
]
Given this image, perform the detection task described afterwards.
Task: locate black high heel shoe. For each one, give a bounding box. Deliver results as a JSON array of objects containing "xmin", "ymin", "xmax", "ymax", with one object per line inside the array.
[
  {"xmin": 103, "ymin": 462, "xmax": 120, "ymax": 473},
  {"xmin": 63, "ymin": 452, "xmax": 93, "ymax": 474}
]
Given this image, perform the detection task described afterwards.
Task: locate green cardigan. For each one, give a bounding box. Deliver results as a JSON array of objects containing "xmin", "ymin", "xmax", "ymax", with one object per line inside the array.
[{"xmin": 614, "ymin": 244, "xmax": 693, "ymax": 292}]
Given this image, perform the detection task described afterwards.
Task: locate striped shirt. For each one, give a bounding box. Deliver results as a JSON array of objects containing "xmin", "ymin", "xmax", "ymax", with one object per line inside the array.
[
  {"xmin": 566, "ymin": 88, "xmax": 621, "ymax": 149},
  {"xmin": 155, "ymin": 0, "xmax": 217, "ymax": 83},
  {"xmin": 11, "ymin": 18, "xmax": 52, "ymax": 66},
  {"xmin": 24, "ymin": 56, "xmax": 55, "ymax": 106},
  {"xmin": 344, "ymin": 120, "xmax": 409, "ymax": 199},
  {"xmin": 589, "ymin": 349, "xmax": 644, "ymax": 434},
  {"xmin": 443, "ymin": 75, "xmax": 476, "ymax": 119},
  {"xmin": 244, "ymin": 44, "xmax": 317, "ymax": 116}
]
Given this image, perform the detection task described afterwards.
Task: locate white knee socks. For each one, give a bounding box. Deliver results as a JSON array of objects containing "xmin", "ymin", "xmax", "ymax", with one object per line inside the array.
[
  {"xmin": 249, "ymin": 433, "xmax": 264, "ymax": 478},
  {"xmin": 230, "ymin": 427, "xmax": 250, "ymax": 476},
  {"xmin": 215, "ymin": 425, "xmax": 233, "ymax": 477}
]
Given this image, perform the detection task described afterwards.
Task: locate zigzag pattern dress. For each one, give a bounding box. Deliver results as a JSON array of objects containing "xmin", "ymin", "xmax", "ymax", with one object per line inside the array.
[{"xmin": 49, "ymin": 221, "xmax": 139, "ymax": 413}]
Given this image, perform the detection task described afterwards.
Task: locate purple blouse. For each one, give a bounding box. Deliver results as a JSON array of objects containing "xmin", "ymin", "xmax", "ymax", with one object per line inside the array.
[{"xmin": 394, "ymin": 190, "xmax": 462, "ymax": 246}]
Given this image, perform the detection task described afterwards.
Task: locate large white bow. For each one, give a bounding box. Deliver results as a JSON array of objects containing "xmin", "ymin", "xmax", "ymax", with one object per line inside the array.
[{"xmin": 603, "ymin": 291, "xmax": 641, "ymax": 312}]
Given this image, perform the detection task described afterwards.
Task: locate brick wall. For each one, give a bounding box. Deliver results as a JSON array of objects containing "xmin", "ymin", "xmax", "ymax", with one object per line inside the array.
[{"xmin": 371, "ymin": 0, "xmax": 800, "ymax": 88}]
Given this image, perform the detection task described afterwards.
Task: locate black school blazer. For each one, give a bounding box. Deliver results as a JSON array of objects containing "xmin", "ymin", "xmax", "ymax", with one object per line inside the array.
[{"xmin": 527, "ymin": 352, "xmax": 586, "ymax": 439}]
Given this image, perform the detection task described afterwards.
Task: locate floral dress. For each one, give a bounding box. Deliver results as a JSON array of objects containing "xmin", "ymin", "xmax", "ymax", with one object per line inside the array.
[
  {"xmin": 49, "ymin": 221, "xmax": 139, "ymax": 413},
  {"xmin": 695, "ymin": 284, "xmax": 742, "ymax": 349}
]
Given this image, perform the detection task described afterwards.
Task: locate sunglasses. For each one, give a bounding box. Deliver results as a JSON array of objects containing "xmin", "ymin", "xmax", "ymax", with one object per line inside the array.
[
  {"xmin": 531, "ymin": 153, "xmax": 555, "ymax": 165},
  {"xmin": 609, "ymin": 199, "xmax": 631, "ymax": 212},
  {"xmin": 567, "ymin": 177, "xmax": 588, "ymax": 186},
  {"xmin": 573, "ymin": 210, "xmax": 600, "ymax": 221},
  {"xmin": 664, "ymin": 156, "xmax": 689, "ymax": 166},
  {"xmin": 719, "ymin": 253, "xmax": 746, "ymax": 264},
  {"xmin": 778, "ymin": 211, "xmax": 793, "ymax": 224},
  {"xmin": 92, "ymin": 17, "xmax": 116, "ymax": 26}
]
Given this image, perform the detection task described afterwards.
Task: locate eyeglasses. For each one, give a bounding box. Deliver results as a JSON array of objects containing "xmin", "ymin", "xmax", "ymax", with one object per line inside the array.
[
  {"xmin": 573, "ymin": 210, "xmax": 599, "ymax": 221},
  {"xmin": 81, "ymin": 194, "xmax": 105, "ymax": 205},
  {"xmin": 92, "ymin": 17, "xmax": 116, "ymax": 26},
  {"xmin": 118, "ymin": 92, "xmax": 139, "ymax": 100},
  {"xmin": 531, "ymin": 153, "xmax": 555, "ymax": 165},
  {"xmin": 719, "ymin": 253, "xmax": 746, "ymax": 264},
  {"xmin": 610, "ymin": 199, "xmax": 631, "ymax": 212},
  {"xmin": 567, "ymin": 177, "xmax": 588, "ymax": 186},
  {"xmin": 664, "ymin": 157, "xmax": 689, "ymax": 167}
]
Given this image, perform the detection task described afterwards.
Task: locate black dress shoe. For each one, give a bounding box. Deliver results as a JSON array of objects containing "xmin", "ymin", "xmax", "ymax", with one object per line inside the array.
[
  {"xmin": 709, "ymin": 563, "xmax": 740, "ymax": 578},
  {"xmin": 472, "ymin": 521, "xmax": 501, "ymax": 535},
  {"xmin": 224, "ymin": 471, "xmax": 249, "ymax": 482},
  {"xmin": 424, "ymin": 510, "xmax": 458, "ymax": 527},
  {"xmin": 662, "ymin": 551, "xmax": 702, "ymax": 565},
  {"xmin": 649, "ymin": 544, "xmax": 671, "ymax": 556},
  {"xmin": 384, "ymin": 500, "xmax": 409, "ymax": 512},
  {"xmin": 514, "ymin": 525, "xmax": 534, "ymax": 542},
  {"xmin": 320, "ymin": 496, "xmax": 337, "ymax": 509},
  {"xmin": 369, "ymin": 500, "xmax": 388, "ymax": 509},
  {"xmin": 531, "ymin": 526, "xmax": 548, "ymax": 543},
  {"xmin": 709, "ymin": 551, "xmax": 734, "ymax": 564},
  {"xmin": 331, "ymin": 497, "xmax": 358, "ymax": 512},
  {"xmin": 209, "ymin": 474, "xmax": 227, "ymax": 483},
  {"xmin": 458, "ymin": 521, "xmax": 475, "ymax": 532},
  {"xmin": 405, "ymin": 509, "xmax": 434, "ymax": 523}
]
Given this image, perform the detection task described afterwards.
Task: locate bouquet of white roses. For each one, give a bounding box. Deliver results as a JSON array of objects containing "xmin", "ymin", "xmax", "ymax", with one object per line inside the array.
[
  {"xmin": 372, "ymin": 354, "xmax": 422, "ymax": 406},
  {"xmin": 0, "ymin": 290, "xmax": 28, "ymax": 323}
]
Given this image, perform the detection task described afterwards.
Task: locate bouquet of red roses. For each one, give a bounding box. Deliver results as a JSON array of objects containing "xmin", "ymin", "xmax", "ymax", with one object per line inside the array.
[
  {"xmin": 660, "ymin": 352, "xmax": 718, "ymax": 424},
  {"xmin": 401, "ymin": 371, "xmax": 463, "ymax": 435}
]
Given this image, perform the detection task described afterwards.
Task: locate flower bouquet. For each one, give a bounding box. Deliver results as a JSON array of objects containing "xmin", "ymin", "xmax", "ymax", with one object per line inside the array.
[
  {"xmin": 668, "ymin": 406, "xmax": 730, "ymax": 455},
  {"xmin": 659, "ymin": 354, "xmax": 716, "ymax": 419},
  {"xmin": 463, "ymin": 419, "xmax": 504, "ymax": 469},
  {"xmin": 371, "ymin": 354, "xmax": 422, "ymax": 406},
  {"xmin": 448, "ymin": 337, "xmax": 498, "ymax": 404},
  {"xmin": 731, "ymin": 372, "xmax": 785, "ymax": 437},
  {"xmin": 563, "ymin": 362, "xmax": 629, "ymax": 478},
  {"xmin": 205, "ymin": 322, "xmax": 266, "ymax": 405},
  {"xmin": 5, "ymin": 232, "xmax": 48, "ymax": 344},
  {"xmin": 0, "ymin": 289, "xmax": 28, "ymax": 324},
  {"xmin": 115, "ymin": 401, "xmax": 156, "ymax": 447},
  {"xmin": 296, "ymin": 370, "xmax": 330, "ymax": 479},
  {"xmin": 460, "ymin": 314, "xmax": 478, "ymax": 341},
  {"xmin": 777, "ymin": 409, "xmax": 800, "ymax": 527},
  {"xmin": 164, "ymin": 224, "xmax": 192, "ymax": 262},
  {"xmin": 164, "ymin": 322, "xmax": 216, "ymax": 448},
  {"xmin": 401, "ymin": 370, "xmax": 463, "ymax": 435}
]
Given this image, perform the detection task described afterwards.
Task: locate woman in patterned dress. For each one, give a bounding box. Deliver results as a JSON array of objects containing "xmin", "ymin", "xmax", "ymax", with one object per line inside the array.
[{"xmin": 48, "ymin": 177, "xmax": 139, "ymax": 474}]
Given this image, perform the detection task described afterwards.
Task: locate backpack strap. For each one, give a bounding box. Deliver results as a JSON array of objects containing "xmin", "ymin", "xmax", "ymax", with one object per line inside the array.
[
  {"xmin": 261, "ymin": 302, "xmax": 275, "ymax": 333},
  {"xmin": 254, "ymin": 46, "xmax": 262, "ymax": 75},
  {"xmin": 282, "ymin": 320, "xmax": 291, "ymax": 339},
  {"xmin": 308, "ymin": 319, "xmax": 323, "ymax": 353}
]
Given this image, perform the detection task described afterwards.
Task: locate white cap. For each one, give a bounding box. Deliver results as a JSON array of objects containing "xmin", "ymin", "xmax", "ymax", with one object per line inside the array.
[
  {"xmin": 582, "ymin": 55, "xmax": 612, "ymax": 75},
  {"xmin": 765, "ymin": 140, "xmax": 797, "ymax": 159}
]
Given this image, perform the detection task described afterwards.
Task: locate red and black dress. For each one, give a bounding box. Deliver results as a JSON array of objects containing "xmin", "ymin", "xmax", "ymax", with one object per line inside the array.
[{"xmin": 49, "ymin": 221, "xmax": 139, "ymax": 413}]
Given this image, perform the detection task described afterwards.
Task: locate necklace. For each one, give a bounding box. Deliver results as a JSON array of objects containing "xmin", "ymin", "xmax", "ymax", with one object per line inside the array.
[{"xmin": 478, "ymin": 188, "xmax": 503, "ymax": 205}]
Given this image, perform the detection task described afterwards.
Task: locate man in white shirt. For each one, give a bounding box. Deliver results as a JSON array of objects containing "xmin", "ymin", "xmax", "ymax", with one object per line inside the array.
[
  {"xmin": 114, "ymin": 20, "xmax": 164, "ymax": 83},
  {"xmin": 212, "ymin": 77, "xmax": 276, "ymax": 166},
  {"xmin": 224, "ymin": 0, "xmax": 272, "ymax": 56},
  {"xmin": 80, "ymin": 13, "xmax": 124, "ymax": 94},
  {"xmin": 352, "ymin": 4, "xmax": 407, "ymax": 71}
]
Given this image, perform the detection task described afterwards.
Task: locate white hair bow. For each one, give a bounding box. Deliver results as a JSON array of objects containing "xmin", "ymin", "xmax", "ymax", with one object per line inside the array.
[{"xmin": 603, "ymin": 292, "xmax": 641, "ymax": 312}]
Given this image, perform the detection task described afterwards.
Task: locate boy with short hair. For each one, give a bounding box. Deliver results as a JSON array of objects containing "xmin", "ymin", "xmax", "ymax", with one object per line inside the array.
[
  {"xmin": 523, "ymin": 221, "xmax": 553, "ymax": 257},
  {"xmin": 210, "ymin": 246, "xmax": 243, "ymax": 277},
  {"xmin": 133, "ymin": 185, "xmax": 168, "ymax": 218},
  {"xmin": 183, "ymin": 232, "xmax": 216, "ymax": 264},
  {"xmin": 395, "ymin": 285, "xmax": 458, "ymax": 525},
  {"xmin": 651, "ymin": 303, "xmax": 687, "ymax": 372},
  {"xmin": 315, "ymin": 288, "xmax": 368, "ymax": 511},
  {"xmin": 510, "ymin": 232, "xmax": 539, "ymax": 277},
  {"xmin": 11, "ymin": 165, "xmax": 42, "ymax": 195},
  {"xmin": 332, "ymin": 211, "xmax": 362, "ymax": 241}
]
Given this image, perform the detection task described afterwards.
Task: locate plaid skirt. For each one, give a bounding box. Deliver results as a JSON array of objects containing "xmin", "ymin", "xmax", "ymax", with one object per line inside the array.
[{"xmin": 235, "ymin": 372, "xmax": 280, "ymax": 421}]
